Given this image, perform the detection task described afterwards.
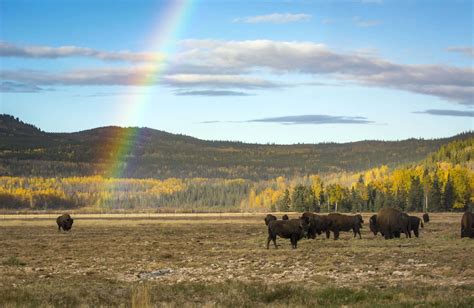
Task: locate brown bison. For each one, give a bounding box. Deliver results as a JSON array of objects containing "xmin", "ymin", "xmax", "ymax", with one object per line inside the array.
[
  {"xmin": 376, "ymin": 208, "xmax": 410, "ymax": 239},
  {"xmin": 461, "ymin": 212, "xmax": 474, "ymax": 238},
  {"xmin": 264, "ymin": 214, "xmax": 277, "ymax": 226},
  {"xmin": 266, "ymin": 217, "xmax": 310, "ymax": 249},
  {"xmin": 423, "ymin": 213, "xmax": 430, "ymax": 223},
  {"xmin": 407, "ymin": 215, "xmax": 423, "ymax": 238},
  {"xmin": 56, "ymin": 214, "xmax": 74, "ymax": 232},
  {"xmin": 301, "ymin": 212, "xmax": 332, "ymax": 239},
  {"xmin": 325, "ymin": 213, "xmax": 364, "ymax": 240},
  {"xmin": 282, "ymin": 214, "xmax": 289, "ymax": 220},
  {"xmin": 369, "ymin": 214, "xmax": 379, "ymax": 236}
]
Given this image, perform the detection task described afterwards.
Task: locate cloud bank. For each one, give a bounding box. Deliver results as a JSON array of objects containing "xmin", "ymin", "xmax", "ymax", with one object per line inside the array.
[
  {"xmin": 0, "ymin": 42, "xmax": 162, "ymax": 63},
  {"xmin": 413, "ymin": 109, "xmax": 474, "ymax": 117},
  {"xmin": 1, "ymin": 40, "xmax": 473, "ymax": 104}
]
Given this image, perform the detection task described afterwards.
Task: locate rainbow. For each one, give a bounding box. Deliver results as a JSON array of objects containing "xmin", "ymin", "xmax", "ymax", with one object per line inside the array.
[{"xmin": 103, "ymin": 0, "xmax": 194, "ymax": 179}]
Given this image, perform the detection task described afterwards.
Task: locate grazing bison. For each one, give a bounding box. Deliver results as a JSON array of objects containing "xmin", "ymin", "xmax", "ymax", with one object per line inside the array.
[
  {"xmin": 282, "ymin": 214, "xmax": 289, "ymax": 220},
  {"xmin": 325, "ymin": 213, "xmax": 364, "ymax": 240},
  {"xmin": 461, "ymin": 212, "xmax": 474, "ymax": 238},
  {"xmin": 301, "ymin": 212, "xmax": 331, "ymax": 239},
  {"xmin": 56, "ymin": 214, "xmax": 74, "ymax": 232},
  {"xmin": 369, "ymin": 214, "xmax": 379, "ymax": 236},
  {"xmin": 376, "ymin": 208, "xmax": 410, "ymax": 239},
  {"xmin": 267, "ymin": 217, "xmax": 310, "ymax": 249},
  {"xmin": 423, "ymin": 213, "xmax": 430, "ymax": 223},
  {"xmin": 408, "ymin": 215, "xmax": 423, "ymax": 238},
  {"xmin": 264, "ymin": 214, "xmax": 277, "ymax": 226}
]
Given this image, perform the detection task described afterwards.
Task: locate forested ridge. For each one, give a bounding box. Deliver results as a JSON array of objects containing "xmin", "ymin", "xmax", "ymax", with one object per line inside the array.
[
  {"xmin": 0, "ymin": 114, "xmax": 472, "ymax": 212},
  {"xmin": 1, "ymin": 114, "xmax": 472, "ymax": 179}
]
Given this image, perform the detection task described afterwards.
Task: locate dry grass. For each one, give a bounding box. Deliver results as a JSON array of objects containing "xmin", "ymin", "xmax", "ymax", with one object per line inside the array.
[{"xmin": 0, "ymin": 213, "xmax": 473, "ymax": 307}]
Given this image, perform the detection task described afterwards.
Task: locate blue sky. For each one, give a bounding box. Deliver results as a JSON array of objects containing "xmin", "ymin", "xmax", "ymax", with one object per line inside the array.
[{"xmin": 0, "ymin": 0, "xmax": 472, "ymax": 144}]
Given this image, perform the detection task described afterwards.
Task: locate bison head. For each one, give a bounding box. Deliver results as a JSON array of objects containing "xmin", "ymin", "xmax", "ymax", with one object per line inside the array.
[{"xmin": 264, "ymin": 214, "xmax": 277, "ymax": 226}]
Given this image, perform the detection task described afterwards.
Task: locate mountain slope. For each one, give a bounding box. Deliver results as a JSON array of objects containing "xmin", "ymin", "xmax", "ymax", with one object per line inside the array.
[{"xmin": 0, "ymin": 114, "xmax": 472, "ymax": 179}]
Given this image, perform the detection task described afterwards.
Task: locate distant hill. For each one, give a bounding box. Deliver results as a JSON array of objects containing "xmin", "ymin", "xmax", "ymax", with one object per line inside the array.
[{"xmin": 0, "ymin": 114, "xmax": 472, "ymax": 179}]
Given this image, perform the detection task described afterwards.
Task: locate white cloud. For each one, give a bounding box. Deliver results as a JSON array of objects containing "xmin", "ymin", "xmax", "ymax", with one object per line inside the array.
[
  {"xmin": 0, "ymin": 68, "xmax": 281, "ymax": 90},
  {"xmin": 173, "ymin": 39, "xmax": 473, "ymax": 105},
  {"xmin": 447, "ymin": 46, "xmax": 474, "ymax": 58},
  {"xmin": 233, "ymin": 13, "xmax": 311, "ymax": 24},
  {"xmin": 0, "ymin": 42, "xmax": 163, "ymax": 63},
  {"xmin": 2, "ymin": 40, "xmax": 473, "ymax": 105}
]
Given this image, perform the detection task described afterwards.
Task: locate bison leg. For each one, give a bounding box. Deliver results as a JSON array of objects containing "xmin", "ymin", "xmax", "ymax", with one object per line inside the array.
[
  {"xmin": 291, "ymin": 235, "xmax": 298, "ymax": 249},
  {"xmin": 414, "ymin": 228, "xmax": 419, "ymax": 238},
  {"xmin": 325, "ymin": 230, "xmax": 330, "ymax": 239},
  {"xmin": 273, "ymin": 236, "xmax": 278, "ymax": 249},
  {"xmin": 266, "ymin": 236, "xmax": 271, "ymax": 249},
  {"xmin": 334, "ymin": 229, "xmax": 340, "ymax": 240}
]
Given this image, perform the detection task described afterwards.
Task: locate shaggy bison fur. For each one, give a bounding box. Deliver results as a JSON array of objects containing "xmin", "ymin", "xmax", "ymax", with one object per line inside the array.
[
  {"xmin": 282, "ymin": 214, "xmax": 289, "ymax": 220},
  {"xmin": 461, "ymin": 211, "xmax": 474, "ymax": 238},
  {"xmin": 264, "ymin": 214, "xmax": 277, "ymax": 226},
  {"xmin": 56, "ymin": 214, "xmax": 74, "ymax": 232},
  {"xmin": 369, "ymin": 214, "xmax": 379, "ymax": 236},
  {"xmin": 408, "ymin": 215, "xmax": 423, "ymax": 238},
  {"xmin": 266, "ymin": 217, "xmax": 310, "ymax": 249},
  {"xmin": 325, "ymin": 213, "xmax": 364, "ymax": 240},
  {"xmin": 301, "ymin": 212, "xmax": 331, "ymax": 239},
  {"xmin": 376, "ymin": 208, "xmax": 410, "ymax": 239}
]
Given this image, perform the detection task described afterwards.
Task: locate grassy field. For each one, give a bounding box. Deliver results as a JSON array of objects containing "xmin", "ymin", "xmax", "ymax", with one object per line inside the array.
[{"xmin": 1, "ymin": 213, "xmax": 473, "ymax": 307}]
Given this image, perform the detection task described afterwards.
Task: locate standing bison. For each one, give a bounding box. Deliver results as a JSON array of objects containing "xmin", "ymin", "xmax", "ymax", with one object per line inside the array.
[
  {"xmin": 461, "ymin": 212, "xmax": 474, "ymax": 238},
  {"xmin": 423, "ymin": 213, "xmax": 430, "ymax": 223},
  {"xmin": 266, "ymin": 217, "xmax": 310, "ymax": 249},
  {"xmin": 301, "ymin": 212, "xmax": 331, "ymax": 239},
  {"xmin": 369, "ymin": 214, "xmax": 379, "ymax": 236},
  {"xmin": 407, "ymin": 215, "xmax": 423, "ymax": 238},
  {"xmin": 264, "ymin": 214, "xmax": 277, "ymax": 226},
  {"xmin": 56, "ymin": 214, "xmax": 74, "ymax": 232},
  {"xmin": 375, "ymin": 208, "xmax": 410, "ymax": 239},
  {"xmin": 282, "ymin": 214, "xmax": 289, "ymax": 220},
  {"xmin": 325, "ymin": 213, "xmax": 364, "ymax": 240}
]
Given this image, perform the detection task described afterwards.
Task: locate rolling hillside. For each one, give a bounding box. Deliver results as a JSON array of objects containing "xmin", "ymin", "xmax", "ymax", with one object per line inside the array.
[{"xmin": 0, "ymin": 114, "xmax": 472, "ymax": 179}]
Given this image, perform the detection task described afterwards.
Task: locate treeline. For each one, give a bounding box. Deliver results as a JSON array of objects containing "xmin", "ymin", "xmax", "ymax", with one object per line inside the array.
[
  {"xmin": 0, "ymin": 177, "xmax": 251, "ymax": 211},
  {"xmin": 246, "ymin": 163, "xmax": 472, "ymax": 213},
  {"xmin": 0, "ymin": 162, "xmax": 471, "ymax": 212}
]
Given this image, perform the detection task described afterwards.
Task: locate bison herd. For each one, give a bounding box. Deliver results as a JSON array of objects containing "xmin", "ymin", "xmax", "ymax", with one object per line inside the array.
[
  {"xmin": 264, "ymin": 209, "xmax": 474, "ymax": 249},
  {"xmin": 54, "ymin": 210, "xmax": 473, "ymax": 249}
]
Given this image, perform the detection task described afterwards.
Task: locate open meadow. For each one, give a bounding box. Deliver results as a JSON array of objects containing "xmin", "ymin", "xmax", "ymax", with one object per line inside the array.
[{"xmin": 0, "ymin": 212, "xmax": 473, "ymax": 307}]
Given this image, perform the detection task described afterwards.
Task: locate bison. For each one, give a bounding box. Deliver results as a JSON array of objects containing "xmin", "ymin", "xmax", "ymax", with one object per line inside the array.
[
  {"xmin": 264, "ymin": 214, "xmax": 277, "ymax": 226},
  {"xmin": 325, "ymin": 213, "xmax": 364, "ymax": 240},
  {"xmin": 266, "ymin": 217, "xmax": 310, "ymax": 249},
  {"xmin": 282, "ymin": 214, "xmax": 289, "ymax": 220},
  {"xmin": 408, "ymin": 215, "xmax": 423, "ymax": 238},
  {"xmin": 301, "ymin": 212, "xmax": 332, "ymax": 239},
  {"xmin": 369, "ymin": 214, "xmax": 379, "ymax": 236},
  {"xmin": 461, "ymin": 211, "xmax": 474, "ymax": 238},
  {"xmin": 56, "ymin": 214, "xmax": 74, "ymax": 232},
  {"xmin": 423, "ymin": 213, "xmax": 430, "ymax": 223},
  {"xmin": 376, "ymin": 208, "xmax": 410, "ymax": 239}
]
